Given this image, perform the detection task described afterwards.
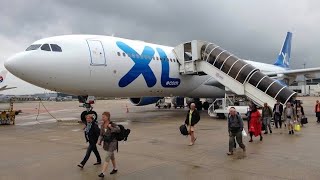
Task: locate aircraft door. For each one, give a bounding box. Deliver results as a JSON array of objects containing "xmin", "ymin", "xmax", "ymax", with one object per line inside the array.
[{"xmin": 86, "ymin": 40, "xmax": 106, "ymax": 66}]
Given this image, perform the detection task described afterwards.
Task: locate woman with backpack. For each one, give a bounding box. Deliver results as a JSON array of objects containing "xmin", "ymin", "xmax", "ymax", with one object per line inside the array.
[{"xmin": 98, "ymin": 112, "xmax": 120, "ymax": 178}]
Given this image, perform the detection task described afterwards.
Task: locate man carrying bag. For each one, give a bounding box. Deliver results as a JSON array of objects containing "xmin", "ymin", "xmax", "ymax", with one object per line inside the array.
[{"xmin": 227, "ymin": 107, "xmax": 246, "ymax": 155}]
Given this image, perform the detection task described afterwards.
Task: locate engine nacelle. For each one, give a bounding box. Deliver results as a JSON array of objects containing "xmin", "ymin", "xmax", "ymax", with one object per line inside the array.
[{"xmin": 129, "ymin": 97, "xmax": 163, "ymax": 106}]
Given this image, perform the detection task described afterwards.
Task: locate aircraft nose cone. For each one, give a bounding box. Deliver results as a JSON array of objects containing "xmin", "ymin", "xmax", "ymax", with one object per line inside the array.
[
  {"xmin": 4, "ymin": 53, "xmax": 25, "ymax": 77},
  {"xmin": 4, "ymin": 56, "xmax": 16, "ymax": 74}
]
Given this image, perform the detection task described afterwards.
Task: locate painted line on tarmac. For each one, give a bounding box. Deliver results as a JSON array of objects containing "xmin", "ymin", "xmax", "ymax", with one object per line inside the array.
[
  {"xmin": 18, "ymin": 109, "xmax": 78, "ymax": 119},
  {"xmin": 16, "ymin": 117, "xmax": 78, "ymax": 126}
]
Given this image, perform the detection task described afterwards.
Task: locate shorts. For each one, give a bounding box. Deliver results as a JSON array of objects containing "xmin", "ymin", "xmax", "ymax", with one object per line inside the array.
[
  {"xmin": 286, "ymin": 119, "xmax": 294, "ymax": 125},
  {"xmin": 188, "ymin": 126, "xmax": 195, "ymax": 132},
  {"xmin": 105, "ymin": 151, "xmax": 115, "ymax": 162}
]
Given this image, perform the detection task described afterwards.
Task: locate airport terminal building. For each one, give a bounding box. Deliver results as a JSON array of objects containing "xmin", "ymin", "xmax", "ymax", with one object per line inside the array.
[{"xmin": 289, "ymin": 78, "xmax": 320, "ymax": 96}]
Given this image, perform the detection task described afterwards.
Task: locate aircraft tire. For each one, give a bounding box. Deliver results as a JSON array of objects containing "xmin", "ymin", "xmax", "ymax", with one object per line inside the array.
[
  {"xmin": 81, "ymin": 110, "xmax": 98, "ymax": 123},
  {"xmin": 80, "ymin": 111, "xmax": 87, "ymax": 124},
  {"xmin": 88, "ymin": 111, "xmax": 98, "ymax": 122}
]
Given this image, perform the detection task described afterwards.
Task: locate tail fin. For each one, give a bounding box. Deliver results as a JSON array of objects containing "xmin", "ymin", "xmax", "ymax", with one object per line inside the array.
[
  {"xmin": 273, "ymin": 32, "xmax": 292, "ymax": 69},
  {"xmin": 0, "ymin": 70, "xmax": 8, "ymax": 84}
]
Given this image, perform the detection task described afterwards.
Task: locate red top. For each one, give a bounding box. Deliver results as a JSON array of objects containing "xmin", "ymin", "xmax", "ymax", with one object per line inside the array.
[
  {"xmin": 315, "ymin": 104, "xmax": 320, "ymax": 113},
  {"xmin": 249, "ymin": 111, "xmax": 262, "ymax": 137}
]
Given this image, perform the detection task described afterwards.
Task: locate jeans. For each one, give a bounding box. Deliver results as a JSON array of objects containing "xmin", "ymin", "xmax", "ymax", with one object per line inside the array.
[
  {"xmin": 274, "ymin": 113, "xmax": 282, "ymax": 128},
  {"xmin": 80, "ymin": 143, "xmax": 101, "ymax": 166},
  {"xmin": 263, "ymin": 117, "xmax": 272, "ymax": 132},
  {"xmin": 229, "ymin": 130, "xmax": 245, "ymax": 152}
]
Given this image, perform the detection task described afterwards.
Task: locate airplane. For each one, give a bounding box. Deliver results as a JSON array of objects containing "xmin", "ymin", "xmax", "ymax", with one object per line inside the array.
[
  {"xmin": 0, "ymin": 70, "xmax": 16, "ymax": 91},
  {"xmin": 4, "ymin": 32, "xmax": 320, "ymax": 122}
]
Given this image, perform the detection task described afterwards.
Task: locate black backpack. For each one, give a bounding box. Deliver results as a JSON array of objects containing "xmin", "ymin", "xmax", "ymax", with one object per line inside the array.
[{"xmin": 114, "ymin": 124, "xmax": 131, "ymax": 141}]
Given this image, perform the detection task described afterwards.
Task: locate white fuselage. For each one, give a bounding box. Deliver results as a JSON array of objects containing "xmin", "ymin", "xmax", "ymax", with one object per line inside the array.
[{"xmin": 5, "ymin": 35, "xmax": 286, "ymax": 98}]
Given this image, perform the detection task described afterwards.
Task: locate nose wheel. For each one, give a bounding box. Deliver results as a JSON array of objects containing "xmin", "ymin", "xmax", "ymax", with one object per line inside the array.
[
  {"xmin": 78, "ymin": 96, "xmax": 97, "ymax": 124},
  {"xmin": 80, "ymin": 110, "xmax": 98, "ymax": 124}
]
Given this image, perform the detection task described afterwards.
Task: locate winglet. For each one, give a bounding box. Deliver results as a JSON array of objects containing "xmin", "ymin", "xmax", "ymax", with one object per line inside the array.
[{"xmin": 273, "ymin": 32, "xmax": 292, "ymax": 69}]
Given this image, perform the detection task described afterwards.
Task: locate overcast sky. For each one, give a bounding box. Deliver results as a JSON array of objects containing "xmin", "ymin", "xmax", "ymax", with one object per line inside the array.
[{"xmin": 1, "ymin": 0, "xmax": 320, "ymax": 95}]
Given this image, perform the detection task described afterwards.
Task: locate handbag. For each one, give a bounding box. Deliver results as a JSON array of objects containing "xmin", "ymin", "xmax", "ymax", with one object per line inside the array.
[
  {"xmin": 242, "ymin": 129, "xmax": 247, "ymax": 137},
  {"xmin": 179, "ymin": 124, "xmax": 188, "ymax": 136},
  {"xmin": 301, "ymin": 117, "xmax": 308, "ymax": 124}
]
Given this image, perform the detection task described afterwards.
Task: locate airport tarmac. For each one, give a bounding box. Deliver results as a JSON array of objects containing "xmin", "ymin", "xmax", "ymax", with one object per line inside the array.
[{"xmin": 1, "ymin": 97, "xmax": 320, "ymax": 180}]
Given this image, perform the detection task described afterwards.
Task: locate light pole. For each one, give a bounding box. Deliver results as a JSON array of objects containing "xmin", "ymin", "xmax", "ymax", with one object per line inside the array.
[{"xmin": 303, "ymin": 62, "xmax": 307, "ymax": 94}]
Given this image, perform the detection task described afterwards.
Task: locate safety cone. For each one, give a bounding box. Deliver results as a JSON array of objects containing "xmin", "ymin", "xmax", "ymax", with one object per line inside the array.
[{"xmin": 126, "ymin": 104, "xmax": 129, "ymax": 113}]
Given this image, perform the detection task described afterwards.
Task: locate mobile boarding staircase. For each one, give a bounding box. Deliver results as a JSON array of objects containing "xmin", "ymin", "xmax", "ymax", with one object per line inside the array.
[{"xmin": 173, "ymin": 40, "xmax": 297, "ymax": 111}]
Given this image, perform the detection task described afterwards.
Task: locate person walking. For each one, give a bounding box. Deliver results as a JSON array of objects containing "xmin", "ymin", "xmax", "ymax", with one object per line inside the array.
[
  {"xmin": 98, "ymin": 112, "xmax": 120, "ymax": 178},
  {"xmin": 262, "ymin": 103, "xmax": 273, "ymax": 134},
  {"xmin": 185, "ymin": 103, "xmax": 200, "ymax": 146},
  {"xmin": 296, "ymin": 102, "xmax": 305, "ymax": 127},
  {"xmin": 78, "ymin": 114, "xmax": 101, "ymax": 168},
  {"xmin": 227, "ymin": 107, "xmax": 246, "ymax": 155},
  {"xmin": 283, "ymin": 102, "xmax": 297, "ymax": 135},
  {"xmin": 273, "ymin": 100, "xmax": 283, "ymax": 128},
  {"xmin": 248, "ymin": 104, "xmax": 263, "ymax": 142},
  {"xmin": 315, "ymin": 100, "xmax": 320, "ymax": 123}
]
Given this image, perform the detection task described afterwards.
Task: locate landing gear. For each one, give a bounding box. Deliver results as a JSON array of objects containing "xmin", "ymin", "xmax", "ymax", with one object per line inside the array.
[
  {"xmin": 80, "ymin": 109, "xmax": 97, "ymax": 124},
  {"xmin": 78, "ymin": 96, "xmax": 97, "ymax": 124},
  {"xmin": 203, "ymin": 101, "xmax": 209, "ymax": 110},
  {"xmin": 186, "ymin": 98, "xmax": 203, "ymax": 110}
]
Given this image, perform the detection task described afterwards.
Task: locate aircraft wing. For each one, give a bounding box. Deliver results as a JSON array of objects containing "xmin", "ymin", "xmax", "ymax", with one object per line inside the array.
[
  {"xmin": 0, "ymin": 85, "xmax": 17, "ymax": 91},
  {"xmin": 264, "ymin": 67, "xmax": 320, "ymax": 78}
]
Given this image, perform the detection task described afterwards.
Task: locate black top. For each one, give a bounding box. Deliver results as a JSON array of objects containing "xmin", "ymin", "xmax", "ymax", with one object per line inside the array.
[
  {"xmin": 296, "ymin": 106, "xmax": 305, "ymax": 116},
  {"xmin": 185, "ymin": 110, "xmax": 200, "ymax": 126},
  {"xmin": 273, "ymin": 104, "xmax": 283, "ymax": 114},
  {"xmin": 85, "ymin": 123, "xmax": 100, "ymax": 144}
]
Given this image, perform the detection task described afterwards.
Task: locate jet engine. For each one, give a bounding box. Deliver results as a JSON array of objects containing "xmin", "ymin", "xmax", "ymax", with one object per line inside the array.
[{"xmin": 129, "ymin": 97, "xmax": 163, "ymax": 106}]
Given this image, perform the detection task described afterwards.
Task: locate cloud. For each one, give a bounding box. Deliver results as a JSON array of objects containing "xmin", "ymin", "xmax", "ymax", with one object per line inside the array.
[{"xmin": 1, "ymin": 0, "xmax": 320, "ymax": 94}]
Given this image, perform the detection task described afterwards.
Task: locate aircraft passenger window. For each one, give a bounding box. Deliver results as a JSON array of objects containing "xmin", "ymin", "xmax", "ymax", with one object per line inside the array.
[
  {"xmin": 122, "ymin": 52, "xmax": 126, "ymax": 57},
  {"xmin": 117, "ymin": 52, "xmax": 121, "ymax": 56},
  {"xmin": 50, "ymin": 44, "xmax": 62, "ymax": 52},
  {"xmin": 156, "ymin": 57, "xmax": 159, "ymax": 60},
  {"xmin": 152, "ymin": 57, "xmax": 155, "ymax": 60},
  {"xmin": 41, "ymin": 44, "xmax": 51, "ymax": 51},
  {"xmin": 170, "ymin": 58, "xmax": 172, "ymax": 62},
  {"xmin": 26, "ymin": 44, "xmax": 41, "ymax": 51}
]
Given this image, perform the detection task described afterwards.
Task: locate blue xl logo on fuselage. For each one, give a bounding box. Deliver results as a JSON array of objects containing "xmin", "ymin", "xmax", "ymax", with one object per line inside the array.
[{"xmin": 116, "ymin": 41, "xmax": 180, "ymax": 88}]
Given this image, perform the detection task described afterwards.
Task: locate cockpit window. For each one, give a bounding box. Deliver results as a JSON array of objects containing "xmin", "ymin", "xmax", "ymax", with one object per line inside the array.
[
  {"xmin": 50, "ymin": 44, "xmax": 62, "ymax": 52},
  {"xmin": 41, "ymin": 44, "xmax": 51, "ymax": 51},
  {"xmin": 25, "ymin": 44, "xmax": 41, "ymax": 51}
]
